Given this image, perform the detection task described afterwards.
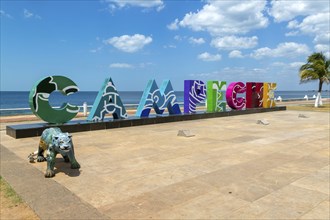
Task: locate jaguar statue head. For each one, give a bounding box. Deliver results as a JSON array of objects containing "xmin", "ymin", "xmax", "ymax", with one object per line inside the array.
[{"xmin": 52, "ymin": 133, "xmax": 73, "ymax": 153}]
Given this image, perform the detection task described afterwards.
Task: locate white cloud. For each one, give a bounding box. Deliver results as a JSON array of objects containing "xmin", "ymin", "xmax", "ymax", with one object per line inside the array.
[
  {"xmin": 189, "ymin": 37, "xmax": 205, "ymax": 45},
  {"xmin": 315, "ymin": 44, "xmax": 330, "ymax": 52},
  {"xmin": 0, "ymin": 10, "xmax": 13, "ymax": 19},
  {"xmin": 24, "ymin": 9, "xmax": 33, "ymax": 18},
  {"xmin": 105, "ymin": 0, "xmax": 164, "ymax": 11},
  {"xmin": 289, "ymin": 62, "xmax": 305, "ymax": 68},
  {"xmin": 174, "ymin": 35, "xmax": 183, "ymax": 41},
  {"xmin": 190, "ymin": 66, "xmax": 268, "ymax": 79},
  {"xmin": 104, "ymin": 34, "xmax": 152, "ymax": 53},
  {"xmin": 285, "ymin": 31, "xmax": 299, "ymax": 37},
  {"xmin": 314, "ymin": 32, "xmax": 330, "ymax": 44},
  {"xmin": 172, "ymin": 0, "xmax": 268, "ymax": 36},
  {"xmin": 139, "ymin": 62, "xmax": 153, "ymax": 68},
  {"xmin": 109, "ymin": 62, "xmax": 154, "ymax": 69},
  {"xmin": 197, "ymin": 52, "xmax": 221, "ymax": 62},
  {"xmin": 90, "ymin": 46, "xmax": 103, "ymax": 53},
  {"xmin": 211, "ymin": 36, "xmax": 258, "ymax": 50},
  {"xmin": 315, "ymin": 44, "xmax": 330, "ymax": 58},
  {"xmin": 269, "ymin": 0, "xmax": 329, "ymax": 22},
  {"xmin": 271, "ymin": 62, "xmax": 285, "ymax": 67},
  {"xmin": 272, "ymin": 62, "xmax": 307, "ymax": 76},
  {"xmin": 163, "ymin": 44, "xmax": 176, "ymax": 49},
  {"xmin": 223, "ymin": 67, "xmax": 268, "ymax": 74},
  {"xmin": 229, "ymin": 50, "xmax": 244, "ymax": 58},
  {"xmin": 23, "ymin": 9, "xmax": 41, "ymax": 19},
  {"xmin": 109, "ymin": 63, "xmax": 134, "ymax": 68},
  {"xmin": 251, "ymin": 42, "xmax": 310, "ymax": 59},
  {"xmin": 287, "ymin": 20, "xmax": 299, "ymax": 29},
  {"xmin": 272, "ymin": 61, "xmax": 305, "ymax": 69},
  {"xmin": 287, "ymin": 13, "xmax": 329, "ymax": 41},
  {"xmin": 269, "ymin": 1, "xmax": 329, "ymax": 54},
  {"xmin": 167, "ymin": 19, "xmax": 179, "ymax": 30},
  {"xmin": 189, "ymin": 72, "xmax": 213, "ymax": 77}
]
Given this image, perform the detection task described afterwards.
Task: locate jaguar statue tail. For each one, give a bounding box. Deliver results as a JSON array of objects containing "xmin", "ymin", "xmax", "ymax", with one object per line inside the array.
[{"xmin": 28, "ymin": 150, "xmax": 38, "ymax": 163}]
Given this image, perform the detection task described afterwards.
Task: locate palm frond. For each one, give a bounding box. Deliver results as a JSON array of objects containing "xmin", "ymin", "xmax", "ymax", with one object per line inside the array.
[
  {"xmin": 299, "ymin": 63, "xmax": 311, "ymax": 71},
  {"xmin": 299, "ymin": 69, "xmax": 319, "ymax": 83},
  {"xmin": 299, "ymin": 52, "xmax": 330, "ymax": 85},
  {"xmin": 308, "ymin": 52, "xmax": 326, "ymax": 63},
  {"xmin": 321, "ymin": 76, "xmax": 330, "ymax": 84}
]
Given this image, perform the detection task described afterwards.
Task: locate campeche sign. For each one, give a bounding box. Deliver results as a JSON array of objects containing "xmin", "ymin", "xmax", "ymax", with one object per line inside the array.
[{"xmin": 29, "ymin": 75, "xmax": 276, "ymax": 124}]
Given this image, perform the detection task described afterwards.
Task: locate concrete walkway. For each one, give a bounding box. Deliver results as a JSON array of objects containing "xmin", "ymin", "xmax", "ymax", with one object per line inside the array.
[{"xmin": 1, "ymin": 110, "xmax": 329, "ymax": 219}]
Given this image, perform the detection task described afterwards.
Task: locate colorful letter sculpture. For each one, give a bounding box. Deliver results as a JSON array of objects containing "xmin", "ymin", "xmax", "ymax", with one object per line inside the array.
[
  {"xmin": 263, "ymin": 82, "xmax": 277, "ymax": 108},
  {"xmin": 29, "ymin": 75, "xmax": 80, "ymax": 124},
  {"xmin": 87, "ymin": 78, "xmax": 127, "ymax": 121},
  {"xmin": 246, "ymin": 82, "xmax": 263, "ymax": 108},
  {"xmin": 184, "ymin": 80, "xmax": 206, "ymax": 113},
  {"xmin": 136, "ymin": 80, "xmax": 181, "ymax": 117},
  {"xmin": 226, "ymin": 82, "xmax": 246, "ymax": 110},
  {"xmin": 206, "ymin": 81, "xmax": 227, "ymax": 112},
  {"xmin": 29, "ymin": 75, "xmax": 279, "ymax": 124}
]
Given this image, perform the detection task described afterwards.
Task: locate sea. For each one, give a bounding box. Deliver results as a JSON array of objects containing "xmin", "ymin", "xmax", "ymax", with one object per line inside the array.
[{"xmin": 1, "ymin": 90, "xmax": 329, "ymax": 116}]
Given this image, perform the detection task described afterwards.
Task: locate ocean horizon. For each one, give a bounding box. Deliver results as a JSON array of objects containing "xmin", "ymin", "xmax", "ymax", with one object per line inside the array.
[{"xmin": 1, "ymin": 90, "xmax": 329, "ymax": 116}]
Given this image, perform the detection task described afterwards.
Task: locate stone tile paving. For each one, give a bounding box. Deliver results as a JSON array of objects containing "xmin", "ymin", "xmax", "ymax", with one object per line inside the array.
[{"xmin": 1, "ymin": 110, "xmax": 329, "ymax": 219}]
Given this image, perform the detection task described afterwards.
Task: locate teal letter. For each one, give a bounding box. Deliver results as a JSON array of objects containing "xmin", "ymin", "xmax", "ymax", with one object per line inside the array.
[
  {"xmin": 29, "ymin": 75, "xmax": 79, "ymax": 124},
  {"xmin": 87, "ymin": 78, "xmax": 127, "ymax": 121}
]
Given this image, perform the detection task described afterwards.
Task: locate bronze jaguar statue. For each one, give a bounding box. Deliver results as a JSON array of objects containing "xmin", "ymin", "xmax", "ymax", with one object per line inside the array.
[{"xmin": 28, "ymin": 127, "xmax": 80, "ymax": 178}]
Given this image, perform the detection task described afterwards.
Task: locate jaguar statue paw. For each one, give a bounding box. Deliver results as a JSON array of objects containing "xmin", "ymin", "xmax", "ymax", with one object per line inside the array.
[
  {"xmin": 71, "ymin": 161, "xmax": 80, "ymax": 169},
  {"xmin": 45, "ymin": 169, "xmax": 55, "ymax": 178},
  {"xmin": 37, "ymin": 156, "xmax": 46, "ymax": 162}
]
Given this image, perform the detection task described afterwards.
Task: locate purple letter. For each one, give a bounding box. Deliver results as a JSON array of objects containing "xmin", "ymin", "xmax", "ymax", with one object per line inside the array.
[{"xmin": 184, "ymin": 80, "xmax": 206, "ymax": 113}]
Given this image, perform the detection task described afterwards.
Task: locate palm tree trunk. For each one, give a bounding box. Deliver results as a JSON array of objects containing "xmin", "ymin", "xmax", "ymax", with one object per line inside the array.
[{"xmin": 315, "ymin": 80, "xmax": 323, "ymax": 107}]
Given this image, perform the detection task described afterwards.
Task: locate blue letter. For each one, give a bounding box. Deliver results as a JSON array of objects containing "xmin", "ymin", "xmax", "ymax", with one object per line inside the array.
[{"xmin": 136, "ymin": 80, "xmax": 181, "ymax": 117}]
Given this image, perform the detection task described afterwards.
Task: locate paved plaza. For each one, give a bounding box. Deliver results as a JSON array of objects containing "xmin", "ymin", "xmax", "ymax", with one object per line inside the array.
[{"xmin": 1, "ymin": 110, "xmax": 329, "ymax": 219}]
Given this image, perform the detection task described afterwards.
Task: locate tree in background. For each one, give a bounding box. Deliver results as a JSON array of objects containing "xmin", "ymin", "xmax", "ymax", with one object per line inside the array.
[{"xmin": 299, "ymin": 52, "xmax": 330, "ymax": 107}]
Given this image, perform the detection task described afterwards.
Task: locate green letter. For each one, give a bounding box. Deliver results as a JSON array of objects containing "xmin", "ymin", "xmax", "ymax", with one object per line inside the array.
[
  {"xmin": 29, "ymin": 75, "xmax": 79, "ymax": 124},
  {"xmin": 207, "ymin": 81, "xmax": 226, "ymax": 112}
]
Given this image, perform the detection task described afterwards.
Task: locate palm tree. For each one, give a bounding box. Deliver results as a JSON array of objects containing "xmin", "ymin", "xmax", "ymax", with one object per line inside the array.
[{"xmin": 299, "ymin": 52, "xmax": 330, "ymax": 107}]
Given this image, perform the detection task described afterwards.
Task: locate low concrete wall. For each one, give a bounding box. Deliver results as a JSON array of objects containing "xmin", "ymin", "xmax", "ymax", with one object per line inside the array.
[{"xmin": 6, "ymin": 106, "xmax": 286, "ymax": 139}]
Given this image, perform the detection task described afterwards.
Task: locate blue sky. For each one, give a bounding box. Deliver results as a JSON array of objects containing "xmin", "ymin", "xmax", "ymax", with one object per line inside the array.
[{"xmin": 1, "ymin": 0, "xmax": 329, "ymax": 91}]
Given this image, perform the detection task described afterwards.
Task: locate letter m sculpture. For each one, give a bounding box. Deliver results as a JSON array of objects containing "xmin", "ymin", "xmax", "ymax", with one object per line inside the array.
[{"xmin": 136, "ymin": 80, "xmax": 181, "ymax": 117}]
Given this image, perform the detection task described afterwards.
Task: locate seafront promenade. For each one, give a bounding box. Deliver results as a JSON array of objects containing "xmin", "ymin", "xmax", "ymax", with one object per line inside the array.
[{"xmin": 1, "ymin": 102, "xmax": 329, "ymax": 219}]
